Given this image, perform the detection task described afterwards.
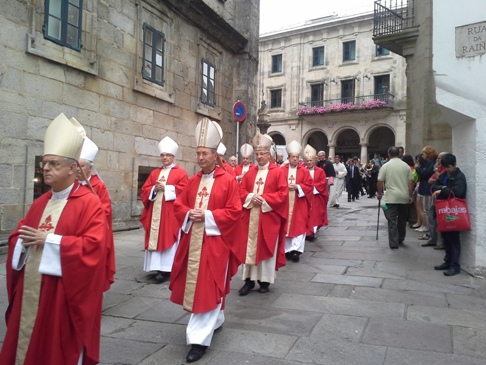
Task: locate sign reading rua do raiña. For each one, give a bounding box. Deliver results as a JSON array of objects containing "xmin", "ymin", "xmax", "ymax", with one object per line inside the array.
[{"xmin": 455, "ymin": 21, "xmax": 486, "ymax": 58}]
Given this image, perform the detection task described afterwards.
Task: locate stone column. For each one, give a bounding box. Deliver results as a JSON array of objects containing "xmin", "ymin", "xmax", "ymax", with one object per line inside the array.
[
  {"xmin": 360, "ymin": 143, "xmax": 368, "ymax": 163},
  {"xmin": 328, "ymin": 144, "xmax": 336, "ymax": 158}
]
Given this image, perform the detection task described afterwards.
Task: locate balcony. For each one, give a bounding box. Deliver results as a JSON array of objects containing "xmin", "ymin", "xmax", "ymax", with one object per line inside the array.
[
  {"xmin": 297, "ymin": 93, "xmax": 394, "ymax": 116},
  {"xmin": 372, "ymin": 0, "xmax": 419, "ymax": 57}
]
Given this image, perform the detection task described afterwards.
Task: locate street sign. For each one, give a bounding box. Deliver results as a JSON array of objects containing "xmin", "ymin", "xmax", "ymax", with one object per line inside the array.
[{"xmin": 233, "ymin": 101, "xmax": 246, "ymax": 122}]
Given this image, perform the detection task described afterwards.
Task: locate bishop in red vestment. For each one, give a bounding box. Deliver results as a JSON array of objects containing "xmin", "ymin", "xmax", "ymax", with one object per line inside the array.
[
  {"xmin": 281, "ymin": 141, "xmax": 314, "ymax": 262},
  {"xmin": 78, "ymin": 136, "xmax": 116, "ymax": 291},
  {"xmin": 140, "ymin": 136, "xmax": 188, "ymax": 283},
  {"xmin": 303, "ymin": 145, "xmax": 329, "ymax": 241},
  {"xmin": 169, "ymin": 118, "xmax": 243, "ymax": 363},
  {"xmin": 238, "ymin": 132, "xmax": 288, "ymax": 296},
  {"xmin": 0, "ymin": 114, "xmax": 107, "ymax": 365}
]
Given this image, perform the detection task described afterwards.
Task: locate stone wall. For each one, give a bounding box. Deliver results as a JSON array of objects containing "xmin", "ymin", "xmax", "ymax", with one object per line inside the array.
[{"xmin": 0, "ymin": 0, "xmax": 259, "ymax": 233}]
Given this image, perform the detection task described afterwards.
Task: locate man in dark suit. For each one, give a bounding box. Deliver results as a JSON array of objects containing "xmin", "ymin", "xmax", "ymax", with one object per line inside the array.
[{"xmin": 346, "ymin": 158, "xmax": 360, "ymax": 202}]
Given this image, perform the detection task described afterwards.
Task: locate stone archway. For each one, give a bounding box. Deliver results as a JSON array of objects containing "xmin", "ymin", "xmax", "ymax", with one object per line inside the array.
[
  {"xmin": 305, "ymin": 130, "xmax": 329, "ymax": 155},
  {"xmin": 335, "ymin": 129, "xmax": 360, "ymax": 161},
  {"xmin": 269, "ymin": 132, "xmax": 287, "ymax": 158},
  {"xmin": 269, "ymin": 132, "xmax": 285, "ymax": 145},
  {"xmin": 368, "ymin": 127, "xmax": 395, "ymax": 161}
]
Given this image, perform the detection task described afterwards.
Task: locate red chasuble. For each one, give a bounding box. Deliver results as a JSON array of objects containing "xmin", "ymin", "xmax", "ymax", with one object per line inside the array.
[
  {"xmin": 239, "ymin": 163, "xmax": 289, "ymax": 270},
  {"xmin": 140, "ymin": 166, "xmax": 188, "ymax": 251},
  {"xmin": 307, "ymin": 167, "xmax": 329, "ymax": 235},
  {"xmin": 221, "ymin": 160, "xmax": 236, "ymax": 178},
  {"xmin": 169, "ymin": 167, "xmax": 242, "ymax": 313},
  {"xmin": 90, "ymin": 174, "xmax": 116, "ymax": 291},
  {"xmin": 0, "ymin": 183, "xmax": 107, "ymax": 365},
  {"xmin": 235, "ymin": 162, "xmax": 254, "ymax": 180},
  {"xmin": 280, "ymin": 164, "xmax": 314, "ymax": 238}
]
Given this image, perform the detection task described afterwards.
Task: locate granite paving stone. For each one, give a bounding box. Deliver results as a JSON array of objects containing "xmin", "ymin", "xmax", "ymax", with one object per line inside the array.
[
  {"xmin": 286, "ymin": 338, "xmax": 387, "ymax": 365},
  {"xmin": 349, "ymin": 286, "xmax": 447, "ymax": 307},
  {"xmin": 310, "ymin": 313, "xmax": 368, "ymax": 342},
  {"xmin": 345, "ymin": 266, "xmax": 407, "ymax": 279},
  {"xmin": 407, "ymin": 305, "xmax": 486, "ymax": 328},
  {"xmin": 312, "ymin": 273, "xmax": 383, "ymax": 287},
  {"xmin": 272, "ymin": 293, "xmax": 405, "ymax": 318},
  {"xmin": 384, "ymin": 347, "xmax": 486, "ymax": 365},
  {"xmin": 362, "ymin": 317, "xmax": 452, "ymax": 352},
  {"xmin": 383, "ymin": 278, "xmax": 475, "ymax": 295},
  {"xmin": 452, "ymin": 326, "xmax": 486, "ymax": 359}
]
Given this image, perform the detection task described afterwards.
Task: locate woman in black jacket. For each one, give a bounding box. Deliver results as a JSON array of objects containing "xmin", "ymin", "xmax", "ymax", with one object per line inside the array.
[{"xmin": 431, "ymin": 154, "xmax": 467, "ymax": 276}]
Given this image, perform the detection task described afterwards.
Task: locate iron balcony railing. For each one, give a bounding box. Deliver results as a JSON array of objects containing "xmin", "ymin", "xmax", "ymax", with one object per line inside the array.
[
  {"xmin": 299, "ymin": 93, "xmax": 395, "ymax": 109},
  {"xmin": 373, "ymin": 0, "xmax": 415, "ymax": 37}
]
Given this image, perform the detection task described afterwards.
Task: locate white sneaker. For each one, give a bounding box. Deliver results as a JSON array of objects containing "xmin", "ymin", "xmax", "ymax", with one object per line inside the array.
[{"xmin": 415, "ymin": 226, "xmax": 428, "ymax": 232}]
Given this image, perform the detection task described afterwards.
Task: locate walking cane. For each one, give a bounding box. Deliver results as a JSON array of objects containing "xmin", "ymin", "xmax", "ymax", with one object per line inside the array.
[{"xmin": 376, "ymin": 198, "xmax": 381, "ymax": 240}]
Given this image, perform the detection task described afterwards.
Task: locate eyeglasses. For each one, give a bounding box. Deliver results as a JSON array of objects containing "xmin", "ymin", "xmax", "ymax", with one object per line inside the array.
[{"xmin": 40, "ymin": 160, "xmax": 64, "ymax": 168}]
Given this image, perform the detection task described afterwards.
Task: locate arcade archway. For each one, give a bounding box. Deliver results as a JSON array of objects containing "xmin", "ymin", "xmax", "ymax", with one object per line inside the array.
[
  {"xmin": 334, "ymin": 129, "xmax": 360, "ymax": 161},
  {"xmin": 368, "ymin": 127, "xmax": 395, "ymax": 161},
  {"xmin": 305, "ymin": 130, "xmax": 329, "ymax": 155}
]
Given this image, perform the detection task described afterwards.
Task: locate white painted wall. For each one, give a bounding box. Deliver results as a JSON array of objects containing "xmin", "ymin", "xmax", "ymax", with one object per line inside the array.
[{"xmin": 433, "ymin": 0, "xmax": 486, "ymax": 274}]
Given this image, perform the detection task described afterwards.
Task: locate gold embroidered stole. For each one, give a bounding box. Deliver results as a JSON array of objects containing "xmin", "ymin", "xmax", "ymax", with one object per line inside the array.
[
  {"xmin": 245, "ymin": 168, "xmax": 269, "ymax": 265},
  {"xmin": 16, "ymin": 199, "xmax": 68, "ymax": 365},
  {"xmin": 286, "ymin": 167, "xmax": 298, "ymax": 235},
  {"xmin": 148, "ymin": 168, "xmax": 171, "ymax": 250},
  {"xmin": 183, "ymin": 175, "xmax": 215, "ymax": 311}
]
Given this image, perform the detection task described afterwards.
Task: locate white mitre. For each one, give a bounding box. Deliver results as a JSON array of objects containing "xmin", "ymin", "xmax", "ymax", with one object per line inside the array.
[
  {"xmin": 158, "ymin": 136, "xmax": 178, "ymax": 155},
  {"xmin": 44, "ymin": 113, "xmax": 85, "ymax": 161}
]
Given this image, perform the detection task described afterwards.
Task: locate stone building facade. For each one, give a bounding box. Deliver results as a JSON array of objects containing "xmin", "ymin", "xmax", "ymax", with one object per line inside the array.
[
  {"xmin": 258, "ymin": 12, "xmax": 407, "ymax": 162},
  {"xmin": 0, "ymin": 0, "xmax": 259, "ymax": 233},
  {"xmin": 374, "ymin": 0, "xmax": 486, "ymax": 274}
]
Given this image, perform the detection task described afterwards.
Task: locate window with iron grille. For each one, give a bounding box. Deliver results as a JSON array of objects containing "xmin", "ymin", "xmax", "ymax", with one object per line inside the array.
[
  {"xmin": 44, "ymin": 0, "xmax": 83, "ymax": 51},
  {"xmin": 311, "ymin": 84, "xmax": 324, "ymax": 106},
  {"xmin": 142, "ymin": 24, "xmax": 165, "ymax": 85},
  {"xmin": 375, "ymin": 45, "xmax": 390, "ymax": 56},
  {"xmin": 270, "ymin": 89, "xmax": 282, "ymax": 108},
  {"xmin": 312, "ymin": 46, "xmax": 325, "ymax": 66},
  {"xmin": 343, "ymin": 41, "xmax": 356, "ymax": 62},
  {"xmin": 272, "ymin": 54, "xmax": 282, "ymax": 73},
  {"xmin": 201, "ymin": 60, "xmax": 215, "ymax": 106},
  {"xmin": 341, "ymin": 79, "xmax": 355, "ymax": 104}
]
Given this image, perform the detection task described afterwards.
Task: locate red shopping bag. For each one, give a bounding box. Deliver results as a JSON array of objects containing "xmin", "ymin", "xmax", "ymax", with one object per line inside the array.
[{"xmin": 435, "ymin": 194, "xmax": 471, "ymax": 232}]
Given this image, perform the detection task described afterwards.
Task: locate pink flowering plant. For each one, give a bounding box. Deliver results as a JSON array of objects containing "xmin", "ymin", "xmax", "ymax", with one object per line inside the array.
[{"xmin": 297, "ymin": 99, "xmax": 388, "ymax": 116}]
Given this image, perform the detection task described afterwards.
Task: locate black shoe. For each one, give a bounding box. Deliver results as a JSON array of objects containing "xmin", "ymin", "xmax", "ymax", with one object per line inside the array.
[
  {"xmin": 421, "ymin": 242, "xmax": 437, "ymax": 247},
  {"xmin": 186, "ymin": 344, "xmax": 207, "ymax": 363},
  {"xmin": 434, "ymin": 245, "xmax": 445, "ymax": 250},
  {"xmin": 305, "ymin": 234, "xmax": 315, "ymax": 242},
  {"xmin": 434, "ymin": 262, "xmax": 450, "ymax": 271},
  {"xmin": 348, "ymin": 199, "xmax": 351, "ymax": 202},
  {"xmin": 291, "ymin": 251, "xmax": 300, "ymax": 262},
  {"xmin": 356, "ymin": 196, "xmax": 359, "ymax": 200},
  {"xmin": 258, "ymin": 282, "xmax": 270, "ymax": 293},
  {"xmin": 238, "ymin": 279, "xmax": 255, "ymax": 296},
  {"xmin": 368, "ymin": 196, "xmax": 373, "ymax": 198},
  {"xmin": 444, "ymin": 267, "xmax": 460, "ymax": 276},
  {"xmin": 153, "ymin": 271, "xmax": 170, "ymax": 284},
  {"xmin": 390, "ymin": 246, "xmax": 399, "ymax": 250}
]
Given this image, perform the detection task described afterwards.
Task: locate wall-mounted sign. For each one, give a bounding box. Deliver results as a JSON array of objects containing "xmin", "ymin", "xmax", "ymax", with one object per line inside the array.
[{"xmin": 455, "ymin": 21, "xmax": 486, "ymax": 58}]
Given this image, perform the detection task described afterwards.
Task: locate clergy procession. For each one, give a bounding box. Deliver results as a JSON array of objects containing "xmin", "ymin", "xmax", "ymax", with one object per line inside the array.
[{"xmin": 0, "ymin": 114, "xmax": 331, "ymax": 364}]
